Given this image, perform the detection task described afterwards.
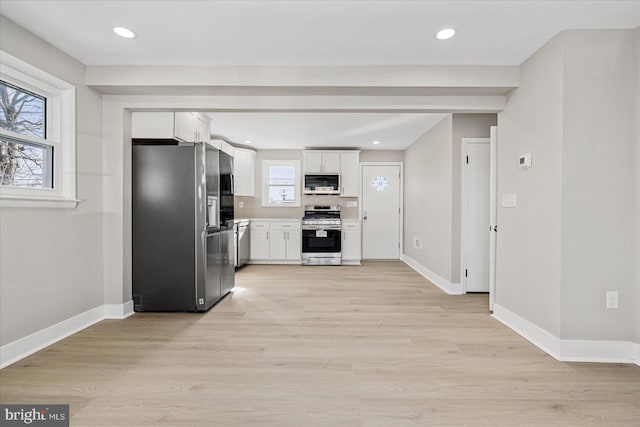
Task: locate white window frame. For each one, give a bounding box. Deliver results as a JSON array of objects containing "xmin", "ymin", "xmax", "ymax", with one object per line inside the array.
[
  {"xmin": 261, "ymin": 160, "xmax": 301, "ymax": 207},
  {"xmin": 0, "ymin": 51, "xmax": 77, "ymax": 208}
]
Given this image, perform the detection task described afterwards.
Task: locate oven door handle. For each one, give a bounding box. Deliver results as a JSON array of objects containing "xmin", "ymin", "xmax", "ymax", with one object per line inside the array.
[{"xmin": 302, "ymin": 225, "xmax": 342, "ymax": 231}]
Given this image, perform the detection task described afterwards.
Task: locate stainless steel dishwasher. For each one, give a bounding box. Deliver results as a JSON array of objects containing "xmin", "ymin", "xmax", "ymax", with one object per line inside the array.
[{"xmin": 235, "ymin": 220, "xmax": 250, "ymax": 268}]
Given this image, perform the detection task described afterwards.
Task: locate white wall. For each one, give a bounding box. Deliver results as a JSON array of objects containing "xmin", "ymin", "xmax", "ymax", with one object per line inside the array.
[
  {"xmin": 0, "ymin": 17, "xmax": 104, "ymax": 345},
  {"xmin": 497, "ymin": 28, "xmax": 639, "ymax": 344},
  {"xmin": 403, "ymin": 115, "xmax": 453, "ymax": 281},
  {"xmin": 450, "ymin": 114, "xmax": 497, "ymax": 283}
]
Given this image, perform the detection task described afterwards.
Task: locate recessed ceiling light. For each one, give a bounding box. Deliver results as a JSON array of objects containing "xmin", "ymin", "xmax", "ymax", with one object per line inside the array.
[
  {"xmin": 436, "ymin": 28, "xmax": 456, "ymax": 40},
  {"xmin": 113, "ymin": 26, "xmax": 137, "ymax": 39},
  {"xmin": 372, "ymin": 140, "xmax": 381, "ymax": 145},
  {"xmin": 244, "ymin": 140, "xmax": 252, "ymax": 144}
]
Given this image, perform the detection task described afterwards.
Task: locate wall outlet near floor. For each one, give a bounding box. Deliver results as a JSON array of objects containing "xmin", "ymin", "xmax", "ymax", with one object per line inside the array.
[
  {"xmin": 414, "ymin": 237, "xmax": 423, "ymax": 249},
  {"xmin": 606, "ymin": 291, "xmax": 619, "ymax": 309},
  {"xmin": 346, "ymin": 201, "xmax": 357, "ymax": 207},
  {"xmin": 238, "ymin": 201, "xmax": 244, "ymax": 208}
]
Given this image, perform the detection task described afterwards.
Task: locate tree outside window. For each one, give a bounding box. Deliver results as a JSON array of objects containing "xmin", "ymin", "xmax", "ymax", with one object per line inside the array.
[{"xmin": 0, "ymin": 80, "xmax": 52, "ymax": 188}]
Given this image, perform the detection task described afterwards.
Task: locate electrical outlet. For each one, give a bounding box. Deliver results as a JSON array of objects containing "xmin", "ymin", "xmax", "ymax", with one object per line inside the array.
[
  {"xmin": 346, "ymin": 201, "xmax": 357, "ymax": 207},
  {"xmin": 606, "ymin": 291, "xmax": 619, "ymax": 309},
  {"xmin": 238, "ymin": 201, "xmax": 244, "ymax": 208}
]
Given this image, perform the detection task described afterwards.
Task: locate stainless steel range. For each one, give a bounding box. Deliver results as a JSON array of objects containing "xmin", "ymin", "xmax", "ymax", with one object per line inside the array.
[{"xmin": 301, "ymin": 205, "xmax": 342, "ymax": 265}]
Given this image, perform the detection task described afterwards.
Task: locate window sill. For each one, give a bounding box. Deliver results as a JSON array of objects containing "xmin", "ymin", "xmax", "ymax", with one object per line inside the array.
[{"xmin": 0, "ymin": 195, "xmax": 80, "ymax": 209}]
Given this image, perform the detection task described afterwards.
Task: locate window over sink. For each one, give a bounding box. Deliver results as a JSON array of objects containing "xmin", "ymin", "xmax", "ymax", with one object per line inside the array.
[{"xmin": 262, "ymin": 160, "xmax": 300, "ymax": 207}]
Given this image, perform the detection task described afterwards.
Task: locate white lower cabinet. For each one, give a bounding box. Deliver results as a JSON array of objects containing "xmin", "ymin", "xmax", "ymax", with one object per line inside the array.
[
  {"xmin": 249, "ymin": 221, "xmax": 270, "ymax": 260},
  {"xmin": 269, "ymin": 221, "xmax": 301, "ymax": 261},
  {"xmin": 249, "ymin": 220, "xmax": 301, "ymax": 263},
  {"xmin": 341, "ymin": 220, "xmax": 361, "ymax": 265}
]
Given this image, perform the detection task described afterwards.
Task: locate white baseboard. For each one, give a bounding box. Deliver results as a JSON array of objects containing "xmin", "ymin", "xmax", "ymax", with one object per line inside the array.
[
  {"xmin": 401, "ymin": 254, "xmax": 464, "ymax": 295},
  {"xmin": 1, "ymin": 301, "xmax": 134, "ymax": 369},
  {"xmin": 104, "ymin": 300, "xmax": 135, "ymax": 319},
  {"xmin": 493, "ymin": 303, "xmax": 639, "ymax": 366}
]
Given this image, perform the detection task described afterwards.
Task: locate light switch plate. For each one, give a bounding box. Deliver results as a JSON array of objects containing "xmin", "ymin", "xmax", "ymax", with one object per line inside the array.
[
  {"xmin": 606, "ymin": 291, "xmax": 619, "ymax": 309},
  {"xmin": 502, "ymin": 193, "xmax": 517, "ymax": 208},
  {"xmin": 238, "ymin": 201, "xmax": 244, "ymax": 208}
]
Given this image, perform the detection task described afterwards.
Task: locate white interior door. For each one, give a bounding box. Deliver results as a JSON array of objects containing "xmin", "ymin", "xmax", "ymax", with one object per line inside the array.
[
  {"xmin": 489, "ymin": 127, "xmax": 498, "ymax": 310},
  {"xmin": 361, "ymin": 164, "xmax": 401, "ymax": 259},
  {"xmin": 464, "ymin": 140, "xmax": 490, "ymax": 292}
]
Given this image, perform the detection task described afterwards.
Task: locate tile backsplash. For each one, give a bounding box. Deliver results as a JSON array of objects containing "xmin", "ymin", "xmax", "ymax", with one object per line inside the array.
[{"xmin": 235, "ymin": 195, "xmax": 359, "ymax": 220}]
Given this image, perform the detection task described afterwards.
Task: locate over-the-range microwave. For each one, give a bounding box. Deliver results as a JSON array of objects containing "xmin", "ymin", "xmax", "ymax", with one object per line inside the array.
[{"xmin": 304, "ymin": 174, "xmax": 340, "ymax": 195}]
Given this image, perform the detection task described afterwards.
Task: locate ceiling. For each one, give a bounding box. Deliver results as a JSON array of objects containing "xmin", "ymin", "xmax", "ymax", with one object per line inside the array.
[
  {"xmin": 1, "ymin": 1, "xmax": 638, "ymax": 66},
  {"xmin": 207, "ymin": 112, "xmax": 448, "ymax": 150},
  {"xmin": 1, "ymin": 1, "xmax": 637, "ymax": 150}
]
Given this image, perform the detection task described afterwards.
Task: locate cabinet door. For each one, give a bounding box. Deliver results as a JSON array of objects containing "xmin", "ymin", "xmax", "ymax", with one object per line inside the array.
[
  {"xmin": 341, "ymin": 224, "xmax": 361, "ymax": 260},
  {"xmin": 197, "ymin": 117, "xmax": 210, "ymax": 143},
  {"xmin": 304, "ymin": 152, "xmax": 323, "ymax": 174},
  {"xmin": 322, "ymin": 152, "xmax": 341, "ymax": 173},
  {"xmin": 250, "ymin": 230, "xmax": 270, "ymax": 260},
  {"xmin": 340, "ymin": 151, "xmax": 360, "ymax": 196},
  {"xmin": 269, "ymin": 229, "xmax": 287, "ymax": 260},
  {"xmin": 286, "ymin": 230, "xmax": 302, "ymax": 260},
  {"xmin": 174, "ymin": 112, "xmax": 198, "ymax": 142},
  {"xmin": 233, "ymin": 149, "xmax": 256, "ymax": 197}
]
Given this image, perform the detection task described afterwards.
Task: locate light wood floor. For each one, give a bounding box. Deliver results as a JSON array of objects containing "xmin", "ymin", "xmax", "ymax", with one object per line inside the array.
[{"xmin": 1, "ymin": 262, "xmax": 638, "ymax": 426}]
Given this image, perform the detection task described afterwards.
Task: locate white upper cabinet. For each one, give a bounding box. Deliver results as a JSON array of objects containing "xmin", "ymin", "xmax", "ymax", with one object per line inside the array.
[
  {"xmin": 321, "ymin": 152, "xmax": 340, "ymax": 173},
  {"xmin": 303, "ymin": 150, "xmax": 360, "ymax": 197},
  {"xmin": 196, "ymin": 116, "xmax": 210, "ymax": 143},
  {"xmin": 174, "ymin": 112, "xmax": 199, "ymax": 142},
  {"xmin": 340, "ymin": 151, "xmax": 360, "ymax": 197},
  {"xmin": 303, "ymin": 152, "xmax": 323, "ymax": 173},
  {"xmin": 233, "ymin": 147, "xmax": 257, "ymax": 197},
  {"xmin": 303, "ymin": 151, "xmax": 340, "ymax": 174},
  {"xmin": 131, "ymin": 112, "xmax": 211, "ymax": 143}
]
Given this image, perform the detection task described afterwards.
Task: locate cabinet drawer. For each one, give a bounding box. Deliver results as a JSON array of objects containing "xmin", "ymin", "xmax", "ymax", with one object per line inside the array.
[
  {"xmin": 250, "ymin": 221, "xmax": 269, "ymax": 230},
  {"xmin": 341, "ymin": 222, "xmax": 361, "ymax": 230},
  {"xmin": 270, "ymin": 221, "xmax": 301, "ymax": 230}
]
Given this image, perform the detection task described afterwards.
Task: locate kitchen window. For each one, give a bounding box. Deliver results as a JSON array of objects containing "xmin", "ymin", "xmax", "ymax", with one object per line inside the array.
[
  {"xmin": 0, "ymin": 51, "xmax": 77, "ymax": 208},
  {"xmin": 262, "ymin": 160, "xmax": 301, "ymax": 207}
]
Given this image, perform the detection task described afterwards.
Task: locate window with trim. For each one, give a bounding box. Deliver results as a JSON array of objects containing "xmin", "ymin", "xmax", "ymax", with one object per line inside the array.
[
  {"xmin": 262, "ymin": 160, "xmax": 300, "ymax": 207},
  {"xmin": 0, "ymin": 51, "xmax": 76, "ymax": 207},
  {"xmin": 0, "ymin": 80, "xmax": 52, "ymax": 188}
]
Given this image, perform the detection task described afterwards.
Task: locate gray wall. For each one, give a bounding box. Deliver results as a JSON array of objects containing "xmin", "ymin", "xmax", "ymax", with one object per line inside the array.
[
  {"xmin": 403, "ymin": 115, "xmax": 453, "ymax": 281},
  {"xmin": 451, "ymin": 114, "xmax": 497, "ymax": 283},
  {"xmin": 497, "ymin": 28, "xmax": 639, "ymax": 342},
  {"xmin": 496, "ymin": 34, "xmax": 565, "ymax": 336},
  {"xmin": 560, "ymin": 30, "xmax": 638, "ymax": 341},
  {"xmin": 0, "ymin": 17, "xmax": 104, "ymax": 345}
]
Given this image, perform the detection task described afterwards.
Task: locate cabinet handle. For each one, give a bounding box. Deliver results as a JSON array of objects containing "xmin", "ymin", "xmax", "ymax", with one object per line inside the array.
[{"xmin": 266, "ymin": 231, "xmax": 269, "ymax": 240}]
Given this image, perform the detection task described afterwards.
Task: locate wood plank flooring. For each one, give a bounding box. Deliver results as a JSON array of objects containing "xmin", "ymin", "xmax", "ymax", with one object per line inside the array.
[{"xmin": 1, "ymin": 261, "xmax": 638, "ymax": 426}]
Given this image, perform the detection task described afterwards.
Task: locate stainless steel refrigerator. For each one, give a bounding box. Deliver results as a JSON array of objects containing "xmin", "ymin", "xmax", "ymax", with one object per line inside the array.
[{"xmin": 132, "ymin": 142, "xmax": 234, "ymax": 312}]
